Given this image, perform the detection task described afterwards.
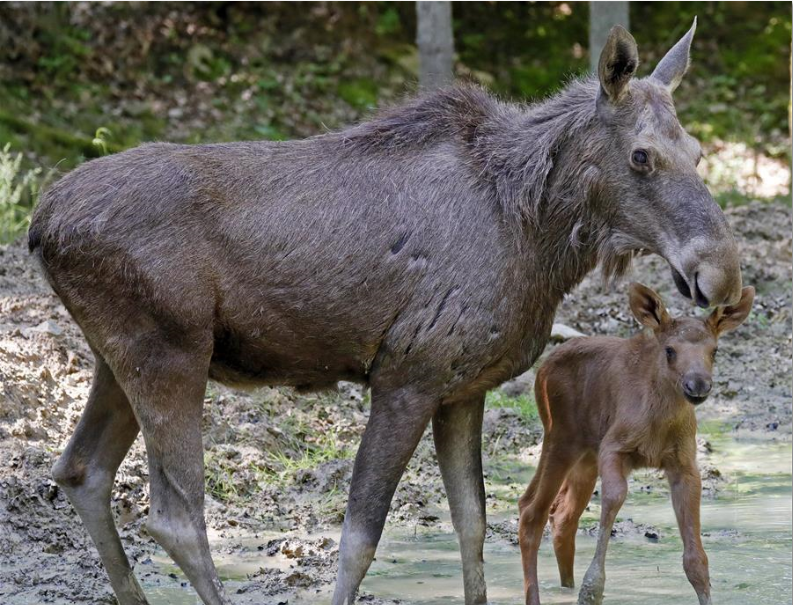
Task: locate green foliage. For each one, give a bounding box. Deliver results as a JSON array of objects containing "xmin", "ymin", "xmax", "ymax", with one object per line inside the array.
[
  {"xmin": 338, "ymin": 78, "xmax": 380, "ymax": 110},
  {"xmin": 0, "ymin": 144, "xmax": 41, "ymax": 243},
  {"xmin": 375, "ymin": 7, "xmax": 403, "ymax": 37},
  {"xmin": 486, "ymin": 390, "xmax": 539, "ymax": 424},
  {"xmin": 91, "ymin": 127, "xmax": 113, "ymax": 156}
]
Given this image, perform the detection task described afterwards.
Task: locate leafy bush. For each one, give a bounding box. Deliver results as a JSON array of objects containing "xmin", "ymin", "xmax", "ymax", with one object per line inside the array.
[{"xmin": 0, "ymin": 144, "xmax": 41, "ymax": 243}]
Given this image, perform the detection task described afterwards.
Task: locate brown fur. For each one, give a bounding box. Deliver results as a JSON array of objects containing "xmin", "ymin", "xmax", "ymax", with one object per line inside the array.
[{"xmin": 518, "ymin": 283, "xmax": 755, "ymax": 605}]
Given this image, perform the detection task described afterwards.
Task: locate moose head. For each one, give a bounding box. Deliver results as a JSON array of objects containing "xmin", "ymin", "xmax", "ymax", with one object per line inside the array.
[{"xmin": 592, "ymin": 19, "xmax": 742, "ymax": 308}]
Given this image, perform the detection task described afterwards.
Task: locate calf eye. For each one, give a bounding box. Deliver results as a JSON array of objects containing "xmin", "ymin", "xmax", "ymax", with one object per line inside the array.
[
  {"xmin": 665, "ymin": 346, "xmax": 676, "ymax": 362},
  {"xmin": 632, "ymin": 149, "xmax": 649, "ymax": 165}
]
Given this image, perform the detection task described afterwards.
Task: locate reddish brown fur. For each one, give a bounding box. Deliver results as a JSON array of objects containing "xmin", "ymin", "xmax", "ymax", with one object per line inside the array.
[{"xmin": 518, "ymin": 283, "xmax": 755, "ymax": 605}]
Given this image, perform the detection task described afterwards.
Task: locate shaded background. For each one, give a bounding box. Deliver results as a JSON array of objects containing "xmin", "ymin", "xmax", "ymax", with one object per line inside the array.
[{"xmin": 0, "ymin": 1, "xmax": 790, "ymax": 242}]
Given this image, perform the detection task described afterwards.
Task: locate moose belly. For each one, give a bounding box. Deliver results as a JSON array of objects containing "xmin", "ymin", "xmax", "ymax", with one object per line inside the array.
[{"xmin": 208, "ymin": 326, "xmax": 372, "ymax": 391}]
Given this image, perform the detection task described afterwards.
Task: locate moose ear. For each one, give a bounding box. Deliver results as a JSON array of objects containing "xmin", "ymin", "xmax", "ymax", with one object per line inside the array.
[
  {"xmin": 651, "ymin": 17, "xmax": 697, "ymax": 93},
  {"xmin": 629, "ymin": 283, "xmax": 670, "ymax": 330},
  {"xmin": 707, "ymin": 286, "xmax": 755, "ymax": 335},
  {"xmin": 598, "ymin": 25, "xmax": 639, "ymax": 103}
]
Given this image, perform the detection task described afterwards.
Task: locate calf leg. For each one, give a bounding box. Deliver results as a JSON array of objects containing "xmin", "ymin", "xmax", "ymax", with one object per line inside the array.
[
  {"xmin": 332, "ymin": 387, "xmax": 438, "ymax": 605},
  {"xmin": 518, "ymin": 444, "xmax": 577, "ymax": 605},
  {"xmin": 549, "ymin": 457, "xmax": 597, "ymax": 589},
  {"xmin": 52, "ymin": 357, "xmax": 147, "ymax": 605},
  {"xmin": 667, "ymin": 462, "xmax": 712, "ymax": 605},
  {"xmin": 578, "ymin": 453, "xmax": 629, "ymax": 605},
  {"xmin": 117, "ymin": 340, "xmax": 229, "ymax": 605},
  {"xmin": 433, "ymin": 396, "xmax": 487, "ymax": 605}
]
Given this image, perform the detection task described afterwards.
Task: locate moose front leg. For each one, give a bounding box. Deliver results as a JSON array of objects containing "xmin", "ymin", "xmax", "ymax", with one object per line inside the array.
[
  {"xmin": 332, "ymin": 387, "xmax": 438, "ymax": 605},
  {"xmin": 578, "ymin": 453, "xmax": 629, "ymax": 605},
  {"xmin": 433, "ymin": 396, "xmax": 488, "ymax": 605},
  {"xmin": 667, "ymin": 463, "xmax": 712, "ymax": 605}
]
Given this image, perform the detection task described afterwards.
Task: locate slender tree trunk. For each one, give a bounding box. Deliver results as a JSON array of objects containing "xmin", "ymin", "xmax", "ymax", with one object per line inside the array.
[
  {"xmin": 416, "ymin": 1, "xmax": 454, "ymax": 90},
  {"xmin": 589, "ymin": 1, "xmax": 629, "ymax": 72}
]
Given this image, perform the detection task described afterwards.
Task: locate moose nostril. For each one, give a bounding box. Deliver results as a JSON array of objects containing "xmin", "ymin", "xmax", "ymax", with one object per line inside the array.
[
  {"xmin": 693, "ymin": 273, "xmax": 709, "ymax": 309},
  {"xmin": 671, "ymin": 267, "xmax": 692, "ymax": 300},
  {"xmin": 684, "ymin": 377, "xmax": 711, "ymax": 397}
]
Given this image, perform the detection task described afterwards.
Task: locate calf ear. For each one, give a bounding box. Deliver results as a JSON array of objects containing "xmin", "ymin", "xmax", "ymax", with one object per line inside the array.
[
  {"xmin": 598, "ymin": 25, "xmax": 639, "ymax": 103},
  {"xmin": 651, "ymin": 17, "xmax": 697, "ymax": 93},
  {"xmin": 707, "ymin": 286, "xmax": 755, "ymax": 335},
  {"xmin": 629, "ymin": 283, "xmax": 670, "ymax": 330}
]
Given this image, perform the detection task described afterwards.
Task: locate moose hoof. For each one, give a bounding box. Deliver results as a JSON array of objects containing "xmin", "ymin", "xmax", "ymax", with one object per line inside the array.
[{"xmin": 577, "ymin": 570, "xmax": 605, "ymax": 605}]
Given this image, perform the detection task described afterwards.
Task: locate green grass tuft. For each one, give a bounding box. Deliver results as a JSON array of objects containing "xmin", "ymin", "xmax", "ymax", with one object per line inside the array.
[{"xmin": 485, "ymin": 390, "xmax": 539, "ymax": 424}]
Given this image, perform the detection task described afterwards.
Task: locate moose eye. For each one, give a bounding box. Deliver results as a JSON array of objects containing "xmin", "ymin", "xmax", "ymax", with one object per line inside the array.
[
  {"xmin": 632, "ymin": 149, "xmax": 649, "ymax": 165},
  {"xmin": 665, "ymin": 346, "xmax": 676, "ymax": 362}
]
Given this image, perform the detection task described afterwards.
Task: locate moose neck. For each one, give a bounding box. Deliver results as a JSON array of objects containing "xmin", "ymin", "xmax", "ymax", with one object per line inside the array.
[{"xmin": 474, "ymin": 78, "xmax": 624, "ymax": 304}]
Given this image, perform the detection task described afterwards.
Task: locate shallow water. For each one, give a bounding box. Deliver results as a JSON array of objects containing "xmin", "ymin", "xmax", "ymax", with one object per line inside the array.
[{"xmin": 146, "ymin": 437, "xmax": 792, "ymax": 604}]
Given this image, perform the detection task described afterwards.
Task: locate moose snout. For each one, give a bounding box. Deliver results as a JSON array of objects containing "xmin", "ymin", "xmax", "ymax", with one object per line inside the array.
[
  {"xmin": 674, "ymin": 235, "xmax": 742, "ymax": 308},
  {"xmin": 682, "ymin": 374, "xmax": 712, "ymax": 405}
]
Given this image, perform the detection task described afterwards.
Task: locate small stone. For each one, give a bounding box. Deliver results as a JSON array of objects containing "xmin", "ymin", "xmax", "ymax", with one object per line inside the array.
[
  {"xmin": 30, "ymin": 320, "xmax": 63, "ymax": 336},
  {"xmin": 551, "ymin": 323, "xmax": 586, "ymax": 341}
]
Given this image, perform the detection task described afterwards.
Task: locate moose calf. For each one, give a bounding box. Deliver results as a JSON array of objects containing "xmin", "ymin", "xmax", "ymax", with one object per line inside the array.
[{"xmin": 519, "ymin": 283, "xmax": 755, "ymax": 605}]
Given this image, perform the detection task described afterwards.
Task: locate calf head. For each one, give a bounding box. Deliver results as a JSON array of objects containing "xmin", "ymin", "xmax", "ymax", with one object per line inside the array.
[
  {"xmin": 629, "ymin": 282, "xmax": 754, "ymax": 405},
  {"xmin": 592, "ymin": 20, "xmax": 742, "ymax": 308}
]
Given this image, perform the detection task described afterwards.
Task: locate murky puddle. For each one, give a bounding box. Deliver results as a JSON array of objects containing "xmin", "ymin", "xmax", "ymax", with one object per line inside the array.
[{"xmin": 146, "ymin": 436, "xmax": 791, "ymax": 604}]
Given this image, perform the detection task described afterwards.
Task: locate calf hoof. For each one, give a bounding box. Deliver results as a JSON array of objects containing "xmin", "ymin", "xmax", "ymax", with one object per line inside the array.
[{"xmin": 577, "ymin": 569, "xmax": 605, "ymax": 605}]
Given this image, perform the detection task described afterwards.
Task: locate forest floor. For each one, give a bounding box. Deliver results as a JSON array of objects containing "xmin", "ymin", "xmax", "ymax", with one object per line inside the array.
[{"xmin": 0, "ymin": 200, "xmax": 790, "ymax": 604}]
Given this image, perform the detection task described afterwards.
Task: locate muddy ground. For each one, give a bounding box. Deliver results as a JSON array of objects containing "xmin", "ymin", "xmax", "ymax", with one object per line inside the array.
[{"xmin": 0, "ymin": 200, "xmax": 790, "ymax": 604}]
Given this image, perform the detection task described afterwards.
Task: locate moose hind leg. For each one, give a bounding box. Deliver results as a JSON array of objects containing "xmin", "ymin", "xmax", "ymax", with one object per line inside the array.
[
  {"xmin": 433, "ymin": 396, "xmax": 488, "ymax": 605},
  {"xmin": 52, "ymin": 357, "xmax": 148, "ymax": 605},
  {"xmin": 519, "ymin": 447, "xmax": 577, "ymax": 605},
  {"xmin": 332, "ymin": 387, "xmax": 439, "ymax": 605},
  {"xmin": 550, "ymin": 458, "xmax": 597, "ymax": 589},
  {"xmin": 120, "ymin": 340, "xmax": 230, "ymax": 605}
]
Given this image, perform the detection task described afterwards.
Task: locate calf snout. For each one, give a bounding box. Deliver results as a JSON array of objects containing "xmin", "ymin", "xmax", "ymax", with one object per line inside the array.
[{"xmin": 682, "ymin": 374, "xmax": 712, "ymax": 404}]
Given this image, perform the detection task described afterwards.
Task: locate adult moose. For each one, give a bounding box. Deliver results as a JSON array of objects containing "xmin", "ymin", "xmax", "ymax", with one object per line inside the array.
[{"xmin": 30, "ymin": 20, "xmax": 739, "ymax": 605}]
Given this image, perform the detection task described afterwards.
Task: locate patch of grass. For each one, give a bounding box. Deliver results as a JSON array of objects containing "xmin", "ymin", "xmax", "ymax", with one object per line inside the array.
[
  {"xmin": 316, "ymin": 486, "xmax": 347, "ymax": 523},
  {"xmin": 260, "ymin": 432, "xmax": 352, "ymax": 487},
  {"xmin": 696, "ymin": 419, "xmax": 734, "ymax": 437},
  {"xmin": 485, "ymin": 390, "xmax": 539, "ymax": 424},
  {"xmin": 204, "ymin": 449, "xmax": 241, "ymax": 503},
  {"xmin": 248, "ymin": 392, "xmax": 356, "ymax": 489}
]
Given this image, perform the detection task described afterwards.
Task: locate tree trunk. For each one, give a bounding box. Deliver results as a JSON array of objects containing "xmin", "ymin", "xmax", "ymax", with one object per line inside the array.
[
  {"xmin": 589, "ymin": 1, "xmax": 629, "ymax": 72},
  {"xmin": 416, "ymin": 1, "xmax": 454, "ymax": 90}
]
